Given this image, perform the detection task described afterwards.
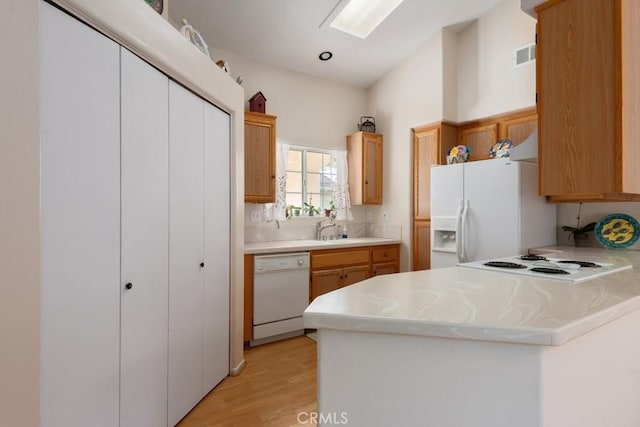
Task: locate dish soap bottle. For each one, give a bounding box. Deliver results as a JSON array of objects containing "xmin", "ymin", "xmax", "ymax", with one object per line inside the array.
[{"xmin": 342, "ymin": 225, "xmax": 348, "ymax": 239}]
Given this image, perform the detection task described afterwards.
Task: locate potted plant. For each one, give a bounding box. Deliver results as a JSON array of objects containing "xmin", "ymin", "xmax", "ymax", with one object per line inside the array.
[
  {"xmin": 561, "ymin": 203, "xmax": 596, "ymax": 247},
  {"xmin": 287, "ymin": 205, "xmax": 301, "ymax": 218},
  {"xmin": 302, "ymin": 202, "xmax": 320, "ymax": 217}
]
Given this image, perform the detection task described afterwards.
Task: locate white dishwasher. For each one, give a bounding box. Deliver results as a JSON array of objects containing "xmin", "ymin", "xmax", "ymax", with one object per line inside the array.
[{"xmin": 251, "ymin": 252, "xmax": 310, "ymax": 346}]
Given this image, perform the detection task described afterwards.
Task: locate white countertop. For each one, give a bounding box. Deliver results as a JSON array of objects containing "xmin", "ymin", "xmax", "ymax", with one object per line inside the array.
[
  {"xmin": 244, "ymin": 237, "xmax": 402, "ymax": 254},
  {"xmin": 304, "ymin": 246, "xmax": 640, "ymax": 346}
]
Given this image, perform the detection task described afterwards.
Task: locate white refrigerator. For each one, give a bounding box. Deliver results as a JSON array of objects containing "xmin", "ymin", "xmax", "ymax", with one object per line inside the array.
[{"xmin": 430, "ymin": 157, "xmax": 556, "ymax": 268}]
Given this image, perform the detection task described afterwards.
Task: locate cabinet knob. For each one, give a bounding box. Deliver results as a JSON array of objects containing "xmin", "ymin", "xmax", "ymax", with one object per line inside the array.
[
  {"xmin": 125, "ymin": 282, "xmax": 133, "ymax": 290},
  {"xmin": 200, "ymin": 262, "xmax": 205, "ymax": 268}
]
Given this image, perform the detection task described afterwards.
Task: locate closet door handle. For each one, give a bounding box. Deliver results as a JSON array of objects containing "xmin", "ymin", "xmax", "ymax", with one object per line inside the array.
[
  {"xmin": 125, "ymin": 282, "xmax": 133, "ymax": 290},
  {"xmin": 200, "ymin": 262, "xmax": 205, "ymax": 268}
]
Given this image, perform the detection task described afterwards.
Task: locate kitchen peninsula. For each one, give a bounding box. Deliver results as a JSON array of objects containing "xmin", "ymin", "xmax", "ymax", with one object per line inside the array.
[{"xmin": 304, "ymin": 246, "xmax": 640, "ymax": 427}]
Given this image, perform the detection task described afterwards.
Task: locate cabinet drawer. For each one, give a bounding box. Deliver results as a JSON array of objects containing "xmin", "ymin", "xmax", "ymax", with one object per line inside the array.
[
  {"xmin": 371, "ymin": 245, "xmax": 399, "ymax": 263},
  {"xmin": 311, "ymin": 248, "xmax": 370, "ymax": 269}
]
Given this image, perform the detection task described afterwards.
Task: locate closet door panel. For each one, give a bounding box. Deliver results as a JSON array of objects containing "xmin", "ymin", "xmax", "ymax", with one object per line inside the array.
[
  {"xmin": 40, "ymin": 3, "xmax": 121, "ymax": 426},
  {"xmin": 203, "ymin": 103, "xmax": 231, "ymax": 392},
  {"xmin": 168, "ymin": 81, "xmax": 205, "ymax": 426},
  {"xmin": 120, "ymin": 48, "xmax": 169, "ymax": 427}
]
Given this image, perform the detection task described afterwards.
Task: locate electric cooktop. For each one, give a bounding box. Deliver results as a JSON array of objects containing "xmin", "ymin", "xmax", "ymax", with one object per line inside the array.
[{"xmin": 459, "ymin": 255, "xmax": 633, "ymax": 282}]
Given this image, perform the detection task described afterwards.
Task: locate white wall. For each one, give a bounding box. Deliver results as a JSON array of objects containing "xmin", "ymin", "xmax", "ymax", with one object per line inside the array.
[
  {"xmin": 214, "ymin": 48, "xmax": 367, "ymax": 150},
  {"xmin": 367, "ymin": 32, "xmax": 446, "ymax": 271},
  {"xmin": 557, "ymin": 203, "xmax": 640, "ymax": 250},
  {"xmin": 456, "ymin": 0, "xmax": 536, "ymax": 121}
]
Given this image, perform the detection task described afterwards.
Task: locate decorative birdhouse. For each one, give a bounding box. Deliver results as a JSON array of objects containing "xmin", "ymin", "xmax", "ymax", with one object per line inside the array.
[{"xmin": 249, "ymin": 91, "xmax": 267, "ymax": 113}]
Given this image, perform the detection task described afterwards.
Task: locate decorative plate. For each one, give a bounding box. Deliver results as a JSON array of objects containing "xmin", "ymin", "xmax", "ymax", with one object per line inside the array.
[
  {"xmin": 595, "ymin": 213, "xmax": 640, "ymax": 249},
  {"xmin": 144, "ymin": 0, "xmax": 163, "ymax": 14},
  {"xmin": 489, "ymin": 139, "xmax": 513, "ymax": 158}
]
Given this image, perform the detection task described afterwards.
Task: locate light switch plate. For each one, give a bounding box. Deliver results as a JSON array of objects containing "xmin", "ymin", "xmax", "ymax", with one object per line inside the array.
[
  {"xmin": 250, "ymin": 211, "xmax": 261, "ymax": 222},
  {"xmin": 366, "ymin": 211, "xmax": 372, "ymax": 221}
]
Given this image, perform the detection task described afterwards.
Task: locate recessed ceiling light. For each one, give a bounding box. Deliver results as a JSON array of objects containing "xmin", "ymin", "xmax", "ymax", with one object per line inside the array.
[
  {"xmin": 319, "ymin": 51, "xmax": 333, "ymax": 61},
  {"xmin": 330, "ymin": 0, "xmax": 405, "ymax": 39}
]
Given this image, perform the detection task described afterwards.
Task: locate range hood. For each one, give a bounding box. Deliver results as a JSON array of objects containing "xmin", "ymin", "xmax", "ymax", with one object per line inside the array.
[{"xmin": 510, "ymin": 128, "xmax": 538, "ymax": 162}]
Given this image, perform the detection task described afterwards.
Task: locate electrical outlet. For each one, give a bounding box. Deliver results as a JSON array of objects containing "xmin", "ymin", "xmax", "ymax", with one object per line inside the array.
[
  {"xmin": 250, "ymin": 211, "xmax": 261, "ymax": 222},
  {"xmin": 366, "ymin": 211, "xmax": 372, "ymax": 221},
  {"xmin": 383, "ymin": 212, "xmax": 388, "ymax": 221}
]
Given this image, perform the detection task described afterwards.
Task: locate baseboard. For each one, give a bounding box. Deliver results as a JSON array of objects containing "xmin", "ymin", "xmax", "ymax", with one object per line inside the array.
[{"xmin": 230, "ymin": 358, "xmax": 247, "ymax": 376}]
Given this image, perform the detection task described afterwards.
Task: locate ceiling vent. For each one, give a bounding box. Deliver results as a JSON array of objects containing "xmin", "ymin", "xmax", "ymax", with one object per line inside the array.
[{"xmin": 514, "ymin": 43, "xmax": 536, "ymax": 67}]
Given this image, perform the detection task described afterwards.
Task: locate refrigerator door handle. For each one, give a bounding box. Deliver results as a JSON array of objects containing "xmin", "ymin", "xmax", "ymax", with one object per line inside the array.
[
  {"xmin": 460, "ymin": 200, "xmax": 470, "ymax": 263},
  {"xmin": 456, "ymin": 200, "xmax": 464, "ymax": 263}
]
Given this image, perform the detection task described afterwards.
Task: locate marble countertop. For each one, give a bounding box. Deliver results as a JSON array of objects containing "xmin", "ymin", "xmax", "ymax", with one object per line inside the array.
[
  {"xmin": 304, "ymin": 246, "xmax": 640, "ymax": 346},
  {"xmin": 244, "ymin": 237, "xmax": 402, "ymax": 254}
]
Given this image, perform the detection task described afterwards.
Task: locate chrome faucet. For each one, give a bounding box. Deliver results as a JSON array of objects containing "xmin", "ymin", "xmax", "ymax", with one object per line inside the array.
[{"xmin": 316, "ymin": 218, "xmax": 336, "ymax": 240}]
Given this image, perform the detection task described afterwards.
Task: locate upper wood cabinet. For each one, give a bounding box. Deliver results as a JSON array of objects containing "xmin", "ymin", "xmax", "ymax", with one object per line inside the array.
[
  {"xmin": 244, "ymin": 111, "xmax": 276, "ymax": 203},
  {"xmin": 459, "ymin": 123, "xmax": 498, "ymax": 161},
  {"xmin": 347, "ymin": 131, "xmax": 383, "ymax": 205},
  {"xmin": 498, "ymin": 111, "xmax": 537, "ymax": 145},
  {"xmin": 537, "ymin": 0, "xmax": 640, "ymax": 202}
]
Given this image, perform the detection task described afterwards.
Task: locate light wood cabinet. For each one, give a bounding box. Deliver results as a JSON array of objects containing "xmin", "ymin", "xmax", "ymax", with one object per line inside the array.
[
  {"xmin": 412, "ymin": 122, "xmax": 457, "ymax": 271},
  {"xmin": 459, "ymin": 123, "xmax": 498, "ymax": 161},
  {"xmin": 310, "ymin": 247, "xmax": 370, "ymax": 301},
  {"xmin": 244, "ymin": 111, "xmax": 276, "ymax": 203},
  {"xmin": 413, "ymin": 221, "xmax": 431, "ymax": 271},
  {"xmin": 371, "ymin": 245, "xmax": 400, "ymax": 276},
  {"xmin": 310, "ymin": 265, "xmax": 370, "ymax": 299},
  {"xmin": 347, "ymin": 131, "xmax": 383, "ymax": 205},
  {"xmin": 244, "ymin": 243, "xmax": 400, "ymax": 331},
  {"xmin": 536, "ymin": 0, "xmax": 640, "ymax": 201},
  {"xmin": 413, "ymin": 123, "xmax": 457, "ymax": 220},
  {"xmin": 498, "ymin": 110, "xmax": 537, "ymax": 145}
]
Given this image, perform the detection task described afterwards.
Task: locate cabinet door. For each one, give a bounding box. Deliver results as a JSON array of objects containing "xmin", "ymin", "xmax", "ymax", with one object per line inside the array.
[
  {"xmin": 460, "ymin": 124, "xmax": 497, "ymax": 161},
  {"xmin": 413, "ymin": 221, "xmax": 431, "ymax": 271},
  {"xmin": 202, "ymin": 102, "xmax": 230, "ymax": 393},
  {"xmin": 498, "ymin": 113, "xmax": 537, "ymax": 146},
  {"xmin": 120, "ymin": 48, "xmax": 169, "ymax": 427},
  {"xmin": 168, "ymin": 81, "xmax": 205, "ymax": 426},
  {"xmin": 372, "ymin": 262, "xmax": 399, "ymax": 276},
  {"xmin": 244, "ymin": 112, "xmax": 276, "ymax": 203},
  {"xmin": 413, "ymin": 128, "xmax": 440, "ymax": 220},
  {"xmin": 311, "ymin": 268, "xmax": 343, "ymax": 301},
  {"xmin": 363, "ymin": 133, "xmax": 383, "ymax": 204},
  {"xmin": 41, "ymin": 3, "xmax": 121, "ymax": 426},
  {"xmin": 342, "ymin": 265, "xmax": 371, "ymax": 287}
]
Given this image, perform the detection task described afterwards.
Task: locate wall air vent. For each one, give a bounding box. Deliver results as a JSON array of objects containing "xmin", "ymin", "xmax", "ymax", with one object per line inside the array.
[{"xmin": 514, "ymin": 43, "xmax": 536, "ymax": 67}]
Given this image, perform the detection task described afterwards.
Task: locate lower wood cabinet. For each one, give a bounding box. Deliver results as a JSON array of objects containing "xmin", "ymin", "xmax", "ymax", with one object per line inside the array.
[
  {"xmin": 310, "ymin": 244, "xmax": 400, "ymax": 301},
  {"xmin": 371, "ymin": 245, "xmax": 400, "ymax": 276},
  {"xmin": 244, "ymin": 243, "xmax": 401, "ymax": 342},
  {"xmin": 310, "ymin": 247, "xmax": 370, "ymax": 301},
  {"xmin": 311, "ymin": 265, "xmax": 371, "ymax": 299},
  {"xmin": 413, "ymin": 221, "xmax": 431, "ymax": 271}
]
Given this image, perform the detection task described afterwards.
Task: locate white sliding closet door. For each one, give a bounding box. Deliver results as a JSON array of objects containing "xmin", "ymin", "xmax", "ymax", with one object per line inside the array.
[
  {"xmin": 40, "ymin": 3, "xmax": 120, "ymax": 426},
  {"xmin": 168, "ymin": 81, "xmax": 206, "ymax": 426},
  {"xmin": 120, "ymin": 48, "xmax": 169, "ymax": 427},
  {"xmin": 203, "ymin": 103, "xmax": 231, "ymax": 392}
]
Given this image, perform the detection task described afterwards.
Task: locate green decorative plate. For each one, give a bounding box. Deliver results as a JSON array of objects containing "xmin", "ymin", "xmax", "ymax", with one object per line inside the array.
[{"xmin": 595, "ymin": 213, "xmax": 640, "ymax": 249}]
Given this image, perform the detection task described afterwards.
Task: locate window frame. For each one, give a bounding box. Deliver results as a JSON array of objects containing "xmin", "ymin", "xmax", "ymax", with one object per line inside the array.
[{"xmin": 286, "ymin": 145, "xmax": 335, "ymax": 218}]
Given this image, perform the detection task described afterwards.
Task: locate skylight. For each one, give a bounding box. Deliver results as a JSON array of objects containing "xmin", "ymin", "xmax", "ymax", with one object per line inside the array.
[{"xmin": 329, "ymin": 0, "xmax": 405, "ymax": 39}]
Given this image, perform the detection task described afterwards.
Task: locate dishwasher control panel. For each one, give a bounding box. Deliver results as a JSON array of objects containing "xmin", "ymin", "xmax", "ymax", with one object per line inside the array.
[{"xmin": 254, "ymin": 252, "xmax": 310, "ymax": 273}]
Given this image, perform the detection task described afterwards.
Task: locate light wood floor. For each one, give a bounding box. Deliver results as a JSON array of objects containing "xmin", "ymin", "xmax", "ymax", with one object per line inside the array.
[{"xmin": 178, "ymin": 335, "xmax": 318, "ymax": 427}]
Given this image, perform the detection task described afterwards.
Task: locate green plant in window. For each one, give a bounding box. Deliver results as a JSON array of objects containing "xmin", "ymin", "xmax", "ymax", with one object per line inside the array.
[
  {"xmin": 287, "ymin": 205, "xmax": 301, "ymax": 218},
  {"xmin": 302, "ymin": 202, "xmax": 320, "ymax": 217}
]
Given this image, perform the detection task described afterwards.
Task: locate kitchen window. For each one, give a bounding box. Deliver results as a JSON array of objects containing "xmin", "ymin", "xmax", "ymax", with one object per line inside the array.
[{"xmin": 286, "ymin": 147, "xmax": 336, "ymax": 217}]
